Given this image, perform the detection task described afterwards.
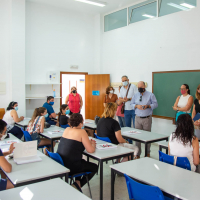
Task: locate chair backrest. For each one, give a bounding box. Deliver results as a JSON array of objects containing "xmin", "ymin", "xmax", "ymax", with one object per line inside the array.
[
  {"xmin": 60, "ymin": 124, "xmax": 70, "ymax": 129},
  {"xmin": 0, "ymin": 108, "xmax": 5, "ymax": 120},
  {"xmin": 159, "ymin": 151, "xmax": 191, "ymax": 170},
  {"xmin": 46, "ymin": 149, "xmax": 64, "ymax": 166},
  {"xmin": 124, "ymin": 174, "xmax": 165, "ymax": 200},
  {"xmin": 21, "ymin": 128, "xmax": 33, "ymax": 142},
  {"xmin": 94, "ymin": 133, "xmax": 111, "ymax": 143}
]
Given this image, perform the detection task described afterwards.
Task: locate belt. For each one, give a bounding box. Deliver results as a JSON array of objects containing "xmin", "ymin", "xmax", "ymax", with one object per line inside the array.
[{"xmin": 137, "ymin": 115, "xmax": 151, "ymax": 118}]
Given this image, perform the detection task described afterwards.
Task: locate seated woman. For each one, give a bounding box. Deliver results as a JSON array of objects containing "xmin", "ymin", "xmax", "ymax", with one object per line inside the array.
[
  {"xmin": 57, "ymin": 113, "xmax": 98, "ymax": 192},
  {"xmin": 57, "ymin": 104, "xmax": 70, "ymax": 127},
  {"xmin": 97, "ymin": 102, "xmax": 139, "ymax": 161},
  {"xmin": 3, "ymin": 101, "xmax": 24, "ymax": 139},
  {"xmin": 27, "ymin": 107, "xmax": 55, "ymax": 153},
  {"xmin": 168, "ymin": 114, "xmax": 199, "ymax": 172},
  {"xmin": 0, "ymin": 120, "xmax": 14, "ymax": 191}
]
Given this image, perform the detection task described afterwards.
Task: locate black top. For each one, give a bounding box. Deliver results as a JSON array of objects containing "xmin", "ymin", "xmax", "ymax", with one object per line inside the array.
[
  {"xmin": 194, "ymin": 99, "xmax": 200, "ymax": 114},
  {"xmin": 59, "ymin": 115, "xmax": 69, "ymax": 126},
  {"xmin": 97, "ymin": 117, "xmax": 121, "ymax": 145},
  {"xmin": 57, "ymin": 137, "xmax": 85, "ymax": 172}
]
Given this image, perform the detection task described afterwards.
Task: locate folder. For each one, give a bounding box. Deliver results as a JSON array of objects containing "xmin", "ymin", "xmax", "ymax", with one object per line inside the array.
[{"xmin": 193, "ymin": 113, "xmax": 200, "ymax": 122}]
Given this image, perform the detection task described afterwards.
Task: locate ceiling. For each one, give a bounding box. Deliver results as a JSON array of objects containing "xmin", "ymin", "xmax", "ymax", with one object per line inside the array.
[{"xmin": 27, "ymin": 0, "xmax": 147, "ymax": 15}]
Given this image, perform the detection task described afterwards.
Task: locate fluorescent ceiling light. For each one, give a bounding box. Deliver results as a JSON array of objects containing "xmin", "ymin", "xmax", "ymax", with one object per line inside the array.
[
  {"xmin": 75, "ymin": 0, "xmax": 106, "ymax": 7},
  {"xmin": 167, "ymin": 3, "xmax": 189, "ymax": 11},
  {"xmin": 180, "ymin": 3, "xmax": 195, "ymax": 9},
  {"xmin": 142, "ymin": 14, "xmax": 155, "ymax": 18}
]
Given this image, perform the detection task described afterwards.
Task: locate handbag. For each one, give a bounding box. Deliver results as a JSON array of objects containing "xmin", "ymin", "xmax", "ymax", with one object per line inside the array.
[
  {"xmin": 94, "ymin": 115, "xmax": 100, "ymax": 125},
  {"xmin": 121, "ymin": 84, "xmax": 131, "ymax": 114}
]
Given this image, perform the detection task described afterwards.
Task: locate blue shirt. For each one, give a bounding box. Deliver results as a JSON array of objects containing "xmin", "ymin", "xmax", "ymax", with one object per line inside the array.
[
  {"xmin": 43, "ymin": 102, "xmax": 55, "ymax": 122},
  {"xmin": 131, "ymin": 91, "xmax": 158, "ymax": 117}
]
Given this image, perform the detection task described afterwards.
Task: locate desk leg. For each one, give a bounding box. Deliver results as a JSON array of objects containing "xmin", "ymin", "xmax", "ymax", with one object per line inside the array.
[
  {"xmin": 159, "ymin": 145, "xmax": 162, "ymax": 152},
  {"xmin": 145, "ymin": 143, "xmax": 148, "ymax": 157},
  {"xmin": 100, "ymin": 160, "xmax": 103, "ymax": 200},
  {"xmin": 166, "ymin": 149, "xmax": 168, "ymax": 155},
  {"xmin": 51, "ymin": 139, "xmax": 54, "ymax": 152},
  {"xmin": 65, "ymin": 173, "xmax": 68, "ymax": 183},
  {"xmin": 111, "ymin": 168, "xmax": 115, "ymax": 200},
  {"xmin": 131, "ymin": 153, "xmax": 133, "ymax": 160}
]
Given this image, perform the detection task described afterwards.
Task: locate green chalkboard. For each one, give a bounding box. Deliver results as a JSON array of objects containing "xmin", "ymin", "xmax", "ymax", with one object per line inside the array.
[{"xmin": 153, "ymin": 70, "xmax": 200, "ymax": 118}]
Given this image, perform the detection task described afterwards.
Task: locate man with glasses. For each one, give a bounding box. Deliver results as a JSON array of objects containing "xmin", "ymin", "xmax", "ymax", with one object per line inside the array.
[{"xmin": 130, "ymin": 81, "xmax": 158, "ymax": 158}]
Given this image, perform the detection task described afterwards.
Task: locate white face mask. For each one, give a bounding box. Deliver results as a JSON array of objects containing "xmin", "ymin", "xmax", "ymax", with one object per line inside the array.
[
  {"xmin": 1, "ymin": 133, "xmax": 7, "ymax": 141},
  {"xmin": 110, "ymin": 90, "xmax": 114, "ymax": 94}
]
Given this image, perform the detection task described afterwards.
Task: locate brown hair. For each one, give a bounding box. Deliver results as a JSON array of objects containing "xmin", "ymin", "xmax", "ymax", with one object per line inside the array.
[
  {"xmin": 195, "ymin": 84, "xmax": 200, "ymax": 100},
  {"xmin": 102, "ymin": 102, "xmax": 117, "ymax": 118},
  {"xmin": 29, "ymin": 107, "xmax": 47, "ymax": 123},
  {"xmin": 69, "ymin": 113, "xmax": 83, "ymax": 127},
  {"xmin": 106, "ymin": 86, "xmax": 114, "ymax": 94},
  {"xmin": 58, "ymin": 104, "xmax": 68, "ymax": 126}
]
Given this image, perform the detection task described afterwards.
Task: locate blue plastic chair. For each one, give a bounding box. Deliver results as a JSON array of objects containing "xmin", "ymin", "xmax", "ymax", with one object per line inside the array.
[
  {"xmin": 94, "ymin": 133, "xmax": 111, "ymax": 143},
  {"xmin": 60, "ymin": 124, "xmax": 70, "ymax": 129},
  {"xmin": 124, "ymin": 174, "xmax": 173, "ymax": 200},
  {"xmin": 46, "ymin": 149, "xmax": 92, "ymax": 198},
  {"xmin": 159, "ymin": 151, "xmax": 191, "ymax": 170},
  {"xmin": 21, "ymin": 128, "xmax": 51, "ymax": 150}
]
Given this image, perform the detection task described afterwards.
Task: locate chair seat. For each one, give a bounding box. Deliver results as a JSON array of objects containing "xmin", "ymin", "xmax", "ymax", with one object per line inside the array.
[{"xmin": 164, "ymin": 196, "xmax": 173, "ymax": 200}]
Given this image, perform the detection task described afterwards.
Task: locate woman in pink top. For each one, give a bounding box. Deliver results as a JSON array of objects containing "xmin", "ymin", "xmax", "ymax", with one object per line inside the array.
[
  {"xmin": 116, "ymin": 86, "xmax": 126, "ymax": 127},
  {"xmin": 65, "ymin": 86, "xmax": 83, "ymax": 115}
]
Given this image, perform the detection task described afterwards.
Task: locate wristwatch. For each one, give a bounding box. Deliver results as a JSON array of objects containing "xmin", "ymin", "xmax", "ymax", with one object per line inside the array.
[{"xmin": 177, "ymin": 108, "xmax": 179, "ymax": 111}]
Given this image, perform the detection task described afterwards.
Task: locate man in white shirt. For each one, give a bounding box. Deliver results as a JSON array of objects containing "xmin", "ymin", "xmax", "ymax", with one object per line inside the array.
[{"xmin": 119, "ymin": 75, "xmax": 137, "ymax": 129}]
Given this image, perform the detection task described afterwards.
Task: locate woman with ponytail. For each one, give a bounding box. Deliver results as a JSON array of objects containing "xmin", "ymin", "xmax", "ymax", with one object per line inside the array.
[
  {"xmin": 58, "ymin": 104, "xmax": 70, "ymax": 127},
  {"xmin": 27, "ymin": 107, "xmax": 55, "ymax": 152},
  {"xmin": 173, "ymin": 84, "xmax": 193, "ymax": 122}
]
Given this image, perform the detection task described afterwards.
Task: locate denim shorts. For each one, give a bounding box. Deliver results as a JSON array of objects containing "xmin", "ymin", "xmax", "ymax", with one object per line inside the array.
[
  {"xmin": 31, "ymin": 132, "xmax": 41, "ymax": 145},
  {"xmin": 0, "ymin": 179, "xmax": 7, "ymax": 191}
]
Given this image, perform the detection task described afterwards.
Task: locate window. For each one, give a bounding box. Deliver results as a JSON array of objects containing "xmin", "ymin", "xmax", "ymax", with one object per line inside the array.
[
  {"xmin": 129, "ymin": 0, "xmax": 157, "ymax": 24},
  {"xmin": 104, "ymin": 8, "xmax": 127, "ymax": 32},
  {"xmin": 159, "ymin": 0, "xmax": 196, "ymax": 17}
]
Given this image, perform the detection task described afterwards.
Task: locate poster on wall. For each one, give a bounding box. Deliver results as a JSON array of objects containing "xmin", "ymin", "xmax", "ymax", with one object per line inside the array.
[{"xmin": 47, "ymin": 71, "xmax": 60, "ymax": 83}]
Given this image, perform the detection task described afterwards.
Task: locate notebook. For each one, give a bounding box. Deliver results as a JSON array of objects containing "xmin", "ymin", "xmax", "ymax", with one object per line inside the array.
[
  {"xmin": 96, "ymin": 143, "xmax": 117, "ymax": 150},
  {"xmin": 0, "ymin": 140, "xmax": 19, "ymax": 146},
  {"xmin": 193, "ymin": 113, "xmax": 200, "ymax": 122},
  {"xmin": 123, "ymin": 130, "xmax": 141, "ymax": 135},
  {"xmin": 13, "ymin": 141, "xmax": 42, "ymax": 165},
  {"xmin": 48, "ymin": 130, "xmax": 63, "ymax": 134}
]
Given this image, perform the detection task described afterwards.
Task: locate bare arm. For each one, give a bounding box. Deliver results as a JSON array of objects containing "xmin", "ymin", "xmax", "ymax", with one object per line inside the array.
[
  {"xmin": 192, "ymin": 104, "xmax": 196, "ymax": 120},
  {"xmin": 65, "ymin": 95, "xmax": 69, "ymax": 104},
  {"xmin": 3, "ymin": 143, "xmax": 15, "ymax": 157},
  {"xmin": 0, "ymin": 156, "xmax": 12, "ymax": 173},
  {"xmin": 81, "ymin": 130, "xmax": 96, "ymax": 153},
  {"xmin": 177, "ymin": 96, "xmax": 193, "ymax": 112},
  {"xmin": 11, "ymin": 110, "xmax": 24, "ymax": 122},
  {"xmin": 192, "ymin": 137, "xmax": 199, "ymax": 165},
  {"xmin": 40, "ymin": 117, "xmax": 45, "ymax": 133},
  {"xmin": 115, "ymin": 130, "xmax": 127, "ymax": 143},
  {"xmin": 168, "ymin": 143, "xmax": 170, "ymax": 155},
  {"xmin": 50, "ymin": 113, "xmax": 57, "ymax": 118},
  {"xmin": 80, "ymin": 95, "xmax": 83, "ymax": 110},
  {"xmin": 173, "ymin": 96, "xmax": 180, "ymax": 110}
]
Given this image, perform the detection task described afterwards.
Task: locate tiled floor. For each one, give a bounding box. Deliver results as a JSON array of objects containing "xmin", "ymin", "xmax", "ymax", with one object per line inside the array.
[{"xmin": 55, "ymin": 118, "xmax": 176, "ymax": 200}]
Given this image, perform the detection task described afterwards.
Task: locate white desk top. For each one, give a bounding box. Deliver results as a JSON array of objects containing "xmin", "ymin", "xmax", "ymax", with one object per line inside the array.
[
  {"xmin": 121, "ymin": 127, "xmax": 168, "ymax": 142},
  {"xmin": 84, "ymin": 137, "xmax": 134, "ymax": 159},
  {"xmin": 84, "ymin": 119, "xmax": 97, "ymax": 129},
  {"xmin": 40, "ymin": 125, "xmax": 64, "ymax": 139},
  {"xmin": 0, "ymin": 178, "xmax": 91, "ymax": 200},
  {"xmin": 15, "ymin": 118, "xmax": 31, "ymax": 126},
  {"xmin": 157, "ymin": 140, "xmax": 168, "ymax": 147},
  {"xmin": 110, "ymin": 157, "xmax": 200, "ymax": 200},
  {"xmin": 4, "ymin": 150, "xmax": 69, "ymax": 185}
]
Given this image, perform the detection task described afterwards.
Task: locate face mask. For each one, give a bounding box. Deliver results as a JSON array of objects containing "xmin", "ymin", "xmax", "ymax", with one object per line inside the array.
[
  {"xmin": 15, "ymin": 107, "xmax": 18, "ymax": 111},
  {"xmin": 1, "ymin": 133, "xmax": 7, "ymax": 141},
  {"xmin": 44, "ymin": 113, "xmax": 49, "ymax": 118},
  {"xmin": 122, "ymin": 81, "xmax": 128, "ymax": 86},
  {"xmin": 72, "ymin": 90, "xmax": 76, "ymax": 93},
  {"xmin": 181, "ymin": 90, "xmax": 186, "ymax": 95},
  {"xmin": 65, "ymin": 110, "xmax": 70, "ymax": 115},
  {"xmin": 110, "ymin": 90, "xmax": 114, "ymax": 94},
  {"xmin": 49, "ymin": 102, "xmax": 54, "ymax": 106},
  {"xmin": 82, "ymin": 125, "xmax": 84, "ymax": 129},
  {"xmin": 138, "ymin": 88, "xmax": 145, "ymax": 93}
]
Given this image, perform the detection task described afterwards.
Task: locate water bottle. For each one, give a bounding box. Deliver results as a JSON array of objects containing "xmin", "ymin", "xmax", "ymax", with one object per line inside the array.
[{"xmin": 53, "ymin": 89, "xmax": 56, "ymax": 97}]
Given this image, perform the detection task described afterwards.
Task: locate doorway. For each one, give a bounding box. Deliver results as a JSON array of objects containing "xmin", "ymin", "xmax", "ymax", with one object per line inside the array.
[{"xmin": 60, "ymin": 72, "xmax": 88, "ymax": 119}]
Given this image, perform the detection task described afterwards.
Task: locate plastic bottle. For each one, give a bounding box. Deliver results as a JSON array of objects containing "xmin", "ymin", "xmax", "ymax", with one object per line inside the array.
[{"xmin": 53, "ymin": 89, "xmax": 56, "ymax": 97}]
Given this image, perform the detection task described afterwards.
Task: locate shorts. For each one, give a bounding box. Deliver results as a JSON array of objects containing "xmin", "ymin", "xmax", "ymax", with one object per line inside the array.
[
  {"xmin": 0, "ymin": 178, "xmax": 7, "ymax": 191},
  {"xmin": 31, "ymin": 132, "xmax": 41, "ymax": 145}
]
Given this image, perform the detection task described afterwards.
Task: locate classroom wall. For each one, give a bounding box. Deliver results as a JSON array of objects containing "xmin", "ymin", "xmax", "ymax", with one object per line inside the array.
[{"xmin": 100, "ymin": 3, "xmax": 200, "ymax": 91}]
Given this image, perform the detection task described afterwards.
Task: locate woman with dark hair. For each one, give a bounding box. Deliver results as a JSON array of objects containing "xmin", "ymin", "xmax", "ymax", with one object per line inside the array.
[
  {"xmin": 103, "ymin": 86, "xmax": 118, "ymax": 107},
  {"xmin": 168, "ymin": 114, "xmax": 199, "ymax": 172},
  {"xmin": 57, "ymin": 113, "xmax": 98, "ymax": 192},
  {"xmin": 57, "ymin": 104, "xmax": 70, "ymax": 127},
  {"xmin": 173, "ymin": 84, "xmax": 193, "ymax": 121},
  {"xmin": 3, "ymin": 101, "xmax": 24, "ymax": 139}
]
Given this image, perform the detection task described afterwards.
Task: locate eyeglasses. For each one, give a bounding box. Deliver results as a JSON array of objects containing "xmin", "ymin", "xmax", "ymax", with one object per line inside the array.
[
  {"xmin": 180, "ymin": 88, "xmax": 186, "ymax": 91},
  {"xmin": 139, "ymin": 96, "xmax": 142, "ymax": 102}
]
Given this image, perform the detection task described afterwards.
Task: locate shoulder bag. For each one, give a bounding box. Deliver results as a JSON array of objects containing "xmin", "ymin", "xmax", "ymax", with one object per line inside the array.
[{"xmin": 121, "ymin": 84, "xmax": 131, "ymax": 114}]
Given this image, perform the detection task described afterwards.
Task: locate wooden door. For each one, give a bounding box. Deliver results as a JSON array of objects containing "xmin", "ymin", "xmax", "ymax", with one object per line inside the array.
[{"xmin": 85, "ymin": 74, "xmax": 110, "ymax": 119}]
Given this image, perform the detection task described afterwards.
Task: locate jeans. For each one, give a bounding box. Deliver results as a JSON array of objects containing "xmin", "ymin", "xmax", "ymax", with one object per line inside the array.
[
  {"xmin": 118, "ymin": 116, "xmax": 126, "ymax": 127},
  {"xmin": 8, "ymin": 126, "xmax": 23, "ymax": 139},
  {"xmin": 124, "ymin": 110, "xmax": 135, "ymax": 128},
  {"xmin": 47, "ymin": 120, "xmax": 57, "ymax": 125}
]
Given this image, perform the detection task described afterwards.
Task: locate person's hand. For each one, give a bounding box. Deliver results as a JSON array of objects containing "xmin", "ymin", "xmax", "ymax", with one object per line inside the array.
[
  {"xmin": 172, "ymin": 106, "xmax": 177, "ymax": 111},
  {"xmin": 142, "ymin": 105, "xmax": 148, "ymax": 110},
  {"xmin": 9, "ymin": 143, "xmax": 15, "ymax": 154},
  {"xmin": 124, "ymin": 97, "xmax": 128, "ymax": 101},
  {"xmin": 90, "ymin": 139, "xmax": 96, "ymax": 147},
  {"xmin": 20, "ymin": 116, "xmax": 24, "ymax": 120},
  {"xmin": 49, "ymin": 115, "xmax": 53, "ymax": 118},
  {"xmin": 137, "ymin": 105, "xmax": 143, "ymax": 110},
  {"xmin": 194, "ymin": 120, "xmax": 200, "ymax": 126}
]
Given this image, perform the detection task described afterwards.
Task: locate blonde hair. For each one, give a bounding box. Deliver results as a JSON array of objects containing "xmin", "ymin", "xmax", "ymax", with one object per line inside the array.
[
  {"xmin": 30, "ymin": 107, "xmax": 47, "ymax": 123},
  {"xmin": 196, "ymin": 84, "xmax": 200, "ymax": 100},
  {"xmin": 102, "ymin": 103, "xmax": 117, "ymax": 118}
]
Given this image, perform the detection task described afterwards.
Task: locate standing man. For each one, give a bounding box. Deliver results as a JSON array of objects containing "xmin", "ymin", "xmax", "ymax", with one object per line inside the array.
[
  {"xmin": 119, "ymin": 75, "xmax": 137, "ymax": 128},
  {"xmin": 131, "ymin": 81, "xmax": 158, "ymax": 158}
]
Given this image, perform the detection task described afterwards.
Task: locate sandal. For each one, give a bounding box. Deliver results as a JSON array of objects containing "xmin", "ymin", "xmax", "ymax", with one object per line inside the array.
[{"xmin": 73, "ymin": 182, "xmax": 82, "ymax": 193}]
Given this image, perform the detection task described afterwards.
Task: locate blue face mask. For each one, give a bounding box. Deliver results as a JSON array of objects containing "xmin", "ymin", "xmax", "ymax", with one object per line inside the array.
[
  {"xmin": 122, "ymin": 81, "xmax": 128, "ymax": 86},
  {"xmin": 49, "ymin": 102, "xmax": 54, "ymax": 106},
  {"xmin": 44, "ymin": 113, "xmax": 49, "ymax": 118},
  {"xmin": 65, "ymin": 110, "xmax": 70, "ymax": 115},
  {"xmin": 82, "ymin": 126, "xmax": 84, "ymax": 129},
  {"xmin": 15, "ymin": 107, "xmax": 18, "ymax": 111}
]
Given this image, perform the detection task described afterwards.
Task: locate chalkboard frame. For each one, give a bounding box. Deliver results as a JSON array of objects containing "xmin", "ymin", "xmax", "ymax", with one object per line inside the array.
[{"xmin": 152, "ymin": 69, "xmax": 200, "ymax": 120}]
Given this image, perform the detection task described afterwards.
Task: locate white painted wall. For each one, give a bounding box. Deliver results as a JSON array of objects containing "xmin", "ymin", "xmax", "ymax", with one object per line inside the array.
[{"xmin": 100, "ymin": 4, "xmax": 200, "ymax": 91}]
